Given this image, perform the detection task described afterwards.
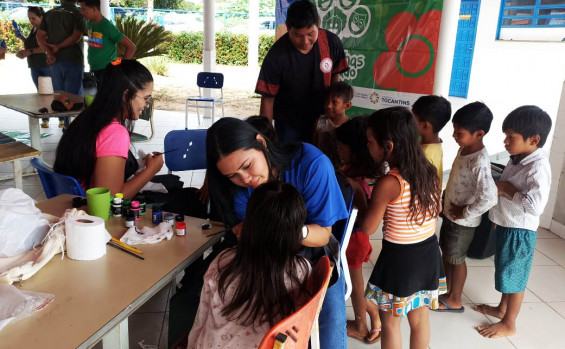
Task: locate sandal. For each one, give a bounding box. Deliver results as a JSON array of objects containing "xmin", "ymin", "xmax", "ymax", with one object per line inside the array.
[
  {"xmin": 364, "ymin": 328, "xmax": 382, "ymax": 344},
  {"xmin": 346, "ymin": 320, "xmax": 368, "ymax": 341}
]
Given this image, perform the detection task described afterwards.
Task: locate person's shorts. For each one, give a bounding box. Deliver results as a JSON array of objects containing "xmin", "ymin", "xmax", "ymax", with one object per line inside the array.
[
  {"xmin": 494, "ymin": 226, "xmax": 536, "ymax": 293},
  {"xmin": 439, "ymin": 218, "xmax": 476, "ymax": 265},
  {"xmin": 346, "ymin": 230, "xmax": 373, "ymax": 269}
]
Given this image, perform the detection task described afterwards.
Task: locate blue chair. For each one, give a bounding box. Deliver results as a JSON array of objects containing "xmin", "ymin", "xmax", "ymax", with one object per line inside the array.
[
  {"xmin": 30, "ymin": 158, "xmax": 86, "ymax": 199},
  {"xmin": 185, "ymin": 72, "xmax": 225, "ymax": 128},
  {"xmin": 163, "ymin": 129, "xmax": 207, "ymax": 172}
]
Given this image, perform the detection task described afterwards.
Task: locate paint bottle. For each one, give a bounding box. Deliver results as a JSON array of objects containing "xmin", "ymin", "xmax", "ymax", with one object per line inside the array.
[
  {"xmin": 164, "ymin": 213, "xmax": 175, "ymax": 227},
  {"xmin": 152, "ymin": 204, "xmax": 163, "ymax": 225},
  {"xmin": 12, "ymin": 21, "xmax": 23, "ymax": 39},
  {"xmin": 175, "ymin": 222, "xmax": 186, "ymax": 236},
  {"xmin": 125, "ymin": 214, "xmax": 135, "ymax": 228},
  {"xmin": 112, "ymin": 193, "xmax": 123, "ymax": 217},
  {"xmin": 122, "ymin": 199, "xmax": 131, "ymax": 217},
  {"xmin": 130, "ymin": 200, "xmax": 141, "ymax": 221},
  {"xmin": 134, "ymin": 195, "xmax": 147, "ymax": 216}
]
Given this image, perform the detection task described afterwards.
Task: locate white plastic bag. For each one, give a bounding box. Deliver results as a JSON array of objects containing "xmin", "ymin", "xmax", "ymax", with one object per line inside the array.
[
  {"xmin": 0, "ymin": 188, "xmax": 49, "ymax": 258},
  {"xmin": 0, "ymin": 284, "xmax": 54, "ymax": 332}
]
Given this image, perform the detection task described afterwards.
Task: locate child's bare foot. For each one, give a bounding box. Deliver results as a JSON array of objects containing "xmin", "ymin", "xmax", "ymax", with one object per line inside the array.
[
  {"xmin": 346, "ymin": 320, "xmax": 368, "ymax": 341},
  {"xmin": 473, "ymin": 304, "xmax": 505, "ymax": 319},
  {"xmin": 477, "ymin": 321, "xmax": 516, "ymax": 338},
  {"xmin": 365, "ymin": 328, "xmax": 381, "ymax": 344}
]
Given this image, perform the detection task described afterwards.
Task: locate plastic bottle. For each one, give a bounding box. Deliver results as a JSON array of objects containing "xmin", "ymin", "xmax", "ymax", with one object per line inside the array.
[
  {"xmin": 175, "ymin": 222, "xmax": 186, "ymax": 236},
  {"xmin": 130, "ymin": 200, "xmax": 141, "ymax": 221},
  {"xmin": 152, "ymin": 204, "xmax": 163, "ymax": 225},
  {"xmin": 164, "ymin": 213, "xmax": 175, "ymax": 227},
  {"xmin": 125, "ymin": 214, "xmax": 135, "ymax": 227},
  {"xmin": 12, "ymin": 21, "xmax": 23, "ymax": 39},
  {"xmin": 112, "ymin": 193, "xmax": 123, "ymax": 217},
  {"xmin": 122, "ymin": 199, "xmax": 131, "ymax": 217},
  {"xmin": 134, "ymin": 195, "xmax": 146, "ymax": 216}
]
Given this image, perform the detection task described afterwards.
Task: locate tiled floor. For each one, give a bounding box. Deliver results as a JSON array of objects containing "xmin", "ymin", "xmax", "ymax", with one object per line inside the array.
[{"xmin": 2, "ymin": 107, "xmax": 565, "ymax": 348}]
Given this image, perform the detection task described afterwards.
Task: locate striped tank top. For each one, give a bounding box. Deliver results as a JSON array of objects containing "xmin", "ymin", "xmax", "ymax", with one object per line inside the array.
[{"xmin": 383, "ymin": 169, "xmax": 437, "ymax": 244}]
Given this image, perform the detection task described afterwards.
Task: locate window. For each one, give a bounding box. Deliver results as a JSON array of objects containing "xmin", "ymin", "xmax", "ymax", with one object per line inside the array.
[{"xmin": 497, "ymin": 0, "xmax": 565, "ymax": 40}]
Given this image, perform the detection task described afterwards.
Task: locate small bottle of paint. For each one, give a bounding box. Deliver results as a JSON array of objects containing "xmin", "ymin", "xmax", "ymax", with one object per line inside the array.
[
  {"xmin": 164, "ymin": 213, "xmax": 175, "ymax": 227},
  {"xmin": 112, "ymin": 193, "xmax": 123, "ymax": 217},
  {"xmin": 130, "ymin": 201, "xmax": 141, "ymax": 221},
  {"xmin": 135, "ymin": 195, "xmax": 147, "ymax": 216},
  {"xmin": 125, "ymin": 214, "xmax": 135, "ymax": 227},
  {"xmin": 122, "ymin": 199, "xmax": 131, "ymax": 217},
  {"xmin": 175, "ymin": 222, "xmax": 186, "ymax": 236},
  {"xmin": 152, "ymin": 204, "xmax": 163, "ymax": 225}
]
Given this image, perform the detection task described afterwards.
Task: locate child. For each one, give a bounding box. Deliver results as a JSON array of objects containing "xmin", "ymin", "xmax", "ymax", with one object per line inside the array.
[
  {"xmin": 187, "ymin": 181, "xmax": 311, "ymax": 348},
  {"xmin": 412, "ymin": 95, "xmax": 452, "ymax": 185},
  {"xmin": 474, "ymin": 106, "xmax": 552, "ymax": 338},
  {"xmin": 361, "ymin": 107, "xmax": 445, "ymax": 349},
  {"xmin": 336, "ymin": 117, "xmax": 382, "ymax": 344},
  {"xmin": 437, "ymin": 102, "xmax": 498, "ymax": 312},
  {"xmin": 313, "ymin": 81, "xmax": 353, "ymax": 168},
  {"xmin": 79, "ymin": 0, "xmax": 136, "ymax": 83},
  {"xmin": 246, "ymin": 115, "xmax": 277, "ymax": 143}
]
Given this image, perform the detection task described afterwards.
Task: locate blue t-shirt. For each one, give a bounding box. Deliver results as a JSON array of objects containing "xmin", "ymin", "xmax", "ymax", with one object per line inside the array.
[{"xmin": 234, "ymin": 143, "xmax": 348, "ymax": 227}]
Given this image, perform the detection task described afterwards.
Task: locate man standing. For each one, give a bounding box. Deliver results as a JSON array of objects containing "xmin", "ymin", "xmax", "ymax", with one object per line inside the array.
[
  {"xmin": 256, "ymin": 0, "xmax": 349, "ymax": 143},
  {"xmin": 37, "ymin": 0, "xmax": 86, "ymax": 123}
]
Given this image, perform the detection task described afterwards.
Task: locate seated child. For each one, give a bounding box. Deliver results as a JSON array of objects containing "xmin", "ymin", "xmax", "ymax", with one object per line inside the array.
[
  {"xmin": 187, "ymin": 181, "xmax": 311, "ymax": 348},
  {"xmin": 412, "ymin": 95, "xmax": 452, "ymax": 185},
  {"xmin": 474, "ymin": 106, "xmax": 552, "ymax": 338},
  {"xmin": 335, "ymin": 116, "xmax": 382, "ymax": 344},
  {"xmin": 437, "ymin": 102, "xmax": 498, "ymax": 312},
  {"xmin": 246, "ymin": 115, "xmax": 277, "ymax": 143},
  {"xmin": 313, "ymin": 81, "xmax": 353, "ymax": 168}
]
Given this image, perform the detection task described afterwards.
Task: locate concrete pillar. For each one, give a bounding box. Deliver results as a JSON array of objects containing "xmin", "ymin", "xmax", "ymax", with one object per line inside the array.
[
  {"xmin": 434, "ymin": 0, "xmax": 460, "ymax": 96},
  {"xmin": 203, "ymin": 0, "xmax": 216, "ymax": 73},
  {"xmin": 248, "ymin": 0, "xmax": 259, "ymax": 70},
  {"xmin": 100, "ymin": 0, "xmax": 110, "ymax": 20}
]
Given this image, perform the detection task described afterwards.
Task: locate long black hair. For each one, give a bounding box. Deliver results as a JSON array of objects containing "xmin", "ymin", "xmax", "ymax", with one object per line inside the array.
[
  {"xmin": 367, "ymin": 107, "xmax": 440, "ymax": 224},
  {"xmin": 335, "ymin": 115, "xmax": 379, "ymax": 178},
  {"xmin": 206, "ymin": 117, "xmax": 301, "ymax": 227},
  {"xmin": 218, "ymin": 181, "xmax": 310, "ymax": 327},
  {"xmin": 54, "ymin": 60, "xmax": 153, "ymax": 186}
]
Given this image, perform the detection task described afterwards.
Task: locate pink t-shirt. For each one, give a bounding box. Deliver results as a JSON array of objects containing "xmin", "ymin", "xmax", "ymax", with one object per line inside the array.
[
  {"xmin": 96, "ymin": 120, "xmax": 130, "ymax": 158},
  {"xmin": 187, "ymin": 249, "xmax": 310, "ymax": 349}
]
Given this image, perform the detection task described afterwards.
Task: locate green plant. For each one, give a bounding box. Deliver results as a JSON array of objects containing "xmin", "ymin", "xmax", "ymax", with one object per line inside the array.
[
  {"xmin": 0, "ymin": 20, "xmax": 32, "ymax": 53},
  {"xmin": 115, "ymin": 16, "xmax": 174, "ymax": 59},
  {"xmin": 168, "ymin": 31, "xmax": 203, "ymax": 63},
  {"xmin": 141, "ymin": 56, "xmax": 169, "ymax": 76}
]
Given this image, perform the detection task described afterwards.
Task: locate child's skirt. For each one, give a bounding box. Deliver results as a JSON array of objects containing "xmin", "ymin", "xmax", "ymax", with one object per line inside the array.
[
  {"xmin": 365, "ymin": 235, "xmax": 446, "ymax": 318},
  {"xmin": 494, "ymin": 226, "xmax": 536, "ymax": 293}
]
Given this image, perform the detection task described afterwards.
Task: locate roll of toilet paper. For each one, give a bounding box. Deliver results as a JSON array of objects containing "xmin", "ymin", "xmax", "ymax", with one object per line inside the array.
[
  {"xmin": 65, "ymin": 215, "xmax": 110, "ymax": 261},
  {"xmin": 37, "ymin": 76, "xmax": 54, "ymax": 95}
]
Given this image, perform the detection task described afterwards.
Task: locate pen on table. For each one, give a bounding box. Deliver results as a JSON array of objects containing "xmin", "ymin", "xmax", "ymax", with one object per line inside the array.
[
  {"xmin": 108, "ymin": 242, "xmax": 145, "ymax": 260},
  {"xmin": 111, "ymin": 237, "xmax": 142, "ymax": 254},
  {"xmin": 152, "ymin": 148, "xmax": 178, "ymax": 157}
]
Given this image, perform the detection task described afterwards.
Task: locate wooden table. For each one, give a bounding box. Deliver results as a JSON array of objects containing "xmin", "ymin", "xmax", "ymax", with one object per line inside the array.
[
  {"xmin": 0, "ymin": 142, "xmax": 40, "ymax": 189},
  {"xmin": 0, "ymin": 194, "xmax": 225, "ymax": 349},
  {"xmin": 0, "ymin": 91, "xmax": 84, "ymax": 151}
]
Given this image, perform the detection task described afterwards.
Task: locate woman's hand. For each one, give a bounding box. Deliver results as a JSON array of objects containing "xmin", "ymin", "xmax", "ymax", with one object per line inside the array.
[{"xmin": 145, "ymin": 153, "xmax": 164, "ymax": 175}]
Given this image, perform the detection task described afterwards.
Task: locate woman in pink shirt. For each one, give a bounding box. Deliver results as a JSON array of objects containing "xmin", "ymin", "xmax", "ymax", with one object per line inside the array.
[{"xmin": 54, "ymin": 59, "xmax": 163, "ymax": 198}]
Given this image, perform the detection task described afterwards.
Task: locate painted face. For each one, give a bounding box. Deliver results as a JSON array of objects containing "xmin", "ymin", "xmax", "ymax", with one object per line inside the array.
[
  {"xmin": 452, "ymin": 124, "xmax": 478, "ymax": 148},
  {"xmin": 287, "ymin": 25, "xmax": 318, "ymax": 54},
  {"xmin": 366, "ymin": 127, "xmax": 385, "ymax": 164},
  {"xmin": 503, "ymin": 129, "xmax": 537, "ymax": 156},
  {"xmin": 325, "ymin": 96, "xmax": 349, "ymax": 120},
  {"xmin": 216, "ymin": 146, "xmax": 270, "ymax": 189},
  {"xmin": 28, "ymin": 12, "xmax": 42, "ymax": 28},
  {"xmin": 79, "ymin": 4, "xmax": 96, "ymax": 20},
  {"xmin": 130, "ymin": 82, "xmax": 153, "ymax": 120}
]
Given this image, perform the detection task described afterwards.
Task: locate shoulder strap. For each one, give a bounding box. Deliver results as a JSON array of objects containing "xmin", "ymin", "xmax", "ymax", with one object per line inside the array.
[{"xmin": 317, "ymin": 29, "xmax": 332, "ymax": 88}]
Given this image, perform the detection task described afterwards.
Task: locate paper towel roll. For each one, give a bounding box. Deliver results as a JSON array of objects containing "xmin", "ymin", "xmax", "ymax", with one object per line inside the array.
[
  {"xmin": 37, "ymin": 76, "xmax": 54, "ymax": 95},
  {"xmin": 65, "ymin": 215, "xmax": 109, "ymax": 261}
]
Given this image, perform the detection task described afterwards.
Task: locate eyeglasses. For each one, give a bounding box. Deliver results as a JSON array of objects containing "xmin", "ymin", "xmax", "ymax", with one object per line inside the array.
[{"xmin": 135, "ymin": 94, "xmax": 152, "ymax": 108}]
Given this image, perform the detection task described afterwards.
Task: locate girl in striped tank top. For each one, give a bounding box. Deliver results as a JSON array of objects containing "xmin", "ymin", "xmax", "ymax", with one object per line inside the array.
[{"xmin": 360, "ymin": 107, "xmax": 446, "ymax": 349}]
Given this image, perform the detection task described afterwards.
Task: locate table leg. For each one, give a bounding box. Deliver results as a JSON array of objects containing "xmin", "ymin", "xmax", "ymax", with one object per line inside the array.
[
  {"xmin": 28, "ymin": 116, "xmax": 42, "ymax": 152},
  {"xmin": 102, "ymin": 318, "xmax": 129, "ymax": 349},
  {"xmin": 13, "ymin": 159, "xmax": 22, "ymax": 189}
]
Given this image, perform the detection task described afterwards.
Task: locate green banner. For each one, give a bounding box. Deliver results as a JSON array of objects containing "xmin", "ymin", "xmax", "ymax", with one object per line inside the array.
[{"xmin": 316, "ymin": 0, "xmax": 444, "ymax": 115}]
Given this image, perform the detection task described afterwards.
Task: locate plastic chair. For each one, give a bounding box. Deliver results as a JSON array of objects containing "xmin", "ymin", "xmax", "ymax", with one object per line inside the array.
[
  {"xmin": 163, "ymin": 129, "xmax": 207, "ymax": 172},
  {"xmin": 185, "ymin": 72, "xmax": 225, "ymax": 128},
  {"xmin": 258, "ymin": 256, "xmax": 332, "ymax": 349},
  {"xmin": 30, "ymin": 158, "xmax": 86, "ymax": 199},
  {"xmin": 131, "ymin": 98, "xmax": 155, "ymax": 143}
]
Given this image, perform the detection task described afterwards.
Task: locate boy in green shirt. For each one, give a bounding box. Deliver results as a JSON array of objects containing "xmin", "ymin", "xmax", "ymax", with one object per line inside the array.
[{"xmin": 79, "ymin": 0, "xmax": 136, "ymax": 83}]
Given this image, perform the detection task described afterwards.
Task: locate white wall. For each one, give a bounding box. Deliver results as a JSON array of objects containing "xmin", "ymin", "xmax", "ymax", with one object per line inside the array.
[{"xmin": 434, "ymin": 1, "xmax": 565, "ymax": 229}]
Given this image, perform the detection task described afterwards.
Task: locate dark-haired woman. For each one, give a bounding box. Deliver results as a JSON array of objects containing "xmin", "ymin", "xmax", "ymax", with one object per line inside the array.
[
  {"xmin": 204, "ymin": 117, "xmax": 349, "ymax": 348},
  {"xmin": 54, "ymin": 60, "xmax": 163, "ymax": 198}
]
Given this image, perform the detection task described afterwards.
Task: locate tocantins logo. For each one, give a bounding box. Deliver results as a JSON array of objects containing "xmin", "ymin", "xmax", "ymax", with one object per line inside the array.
[
  {"xmin": 370, "ymin": 92, "xmax": 379, "ymax": 104},
  {"xmin": 320, "ymin": 57, "xmax": 333, "ymax": 73}
]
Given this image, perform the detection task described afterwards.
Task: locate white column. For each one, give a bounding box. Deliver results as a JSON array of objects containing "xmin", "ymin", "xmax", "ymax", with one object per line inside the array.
[
  {"xmin": 203, "ymin": 0, "xmax": 216, "ymax": 73},
  {"xmin": 248, "ymin": 0, "xmax": 259, "ymax": 75},
  {"xmin": 434, "ymin": 0, "xmax": 461, "ymax": 96},
  {"xmin": 147, "ymin": 0, "xmax": 154, "ymax": 23},
  {"xmin": 100, "ymin": 0, "xmax": 110, "ymax": 20}
]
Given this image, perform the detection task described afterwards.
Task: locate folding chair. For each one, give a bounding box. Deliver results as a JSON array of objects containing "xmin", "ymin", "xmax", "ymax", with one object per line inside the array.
[
  {"xmin": 163, "ymin": 129, "xmax": 207, "ymax": 172},
  {"xmin": 131, "ymin": 98, "xmax": 155, "ymax": 143},
  {"xmin": 30, "ymin": 158, "xmax": 86, "ymax": 199},
  {"xmin": 258, "ymin": 256, "xmax": 332, "ymax": 349},
  {"xmin": 185, "ymin": 72, "xmax": 225, "ymax": 128}
]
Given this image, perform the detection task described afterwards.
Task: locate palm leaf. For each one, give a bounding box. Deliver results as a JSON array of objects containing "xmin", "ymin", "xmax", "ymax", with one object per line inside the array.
[{"xmin": 115, "ymin": 16, "xmax": 174, "ymax": 59}]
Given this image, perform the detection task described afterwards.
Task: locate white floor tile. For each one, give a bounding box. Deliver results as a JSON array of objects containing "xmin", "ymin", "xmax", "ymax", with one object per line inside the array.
[
  {"xmin": 535, "ymin": 239, "xmax": 565, "ymax": 266},
  {"xmin": 368, "ymin": 240, "xmax": 382, "ymax": 265},
  {"xmin": 464, "ymin": 266, "xmax": 541, "ymax": 304},
  {"xmin": 532, "ymin": 250, "xmax": 558, "ymax": 266},
  {"xmin": 505, "ymin": 303, "xmax": 565, "ymax": 349},
  {"xmin": 527, "ymin": 266, "xmax": 565, "ymax": 302},
  {"xmin": 537, "ymin": 227, "xmax": 559, "ymax": 239},
  {"xmin": 548, "ymin": 302, "xmax": 565, "ymax": 318}
]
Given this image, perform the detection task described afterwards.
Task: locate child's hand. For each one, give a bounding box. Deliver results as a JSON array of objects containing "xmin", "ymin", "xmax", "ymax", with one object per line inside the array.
[
  {"xmin": 449, "ymin": 204, "xmax": 466, "ymax": 220},
  {"xmin": 145, "ymin": 152, "xmax": 164, "ymax": 175},
  {"xmin": 496, "ymin": 181, "xmax": 517, "ymax": 198}
]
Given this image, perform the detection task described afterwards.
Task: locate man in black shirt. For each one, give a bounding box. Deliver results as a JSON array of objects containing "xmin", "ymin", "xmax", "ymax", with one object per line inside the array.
[{"xmin": 255, "ymin": 0, "xmax": 349, "ymax": 143}]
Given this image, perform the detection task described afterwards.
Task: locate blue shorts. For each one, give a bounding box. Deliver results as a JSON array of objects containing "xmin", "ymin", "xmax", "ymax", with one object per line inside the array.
[{"xmin": 494, "ymin": 226, "xmax": 536, "ymax": 293}]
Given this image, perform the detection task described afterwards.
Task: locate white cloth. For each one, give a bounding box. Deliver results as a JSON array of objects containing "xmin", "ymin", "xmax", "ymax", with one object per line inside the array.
[
  {"xmin": 120, "ymin": 222, "xmax": 173, "ymax": 245},
  {"xmin": 444, "ymin": 147, "xmax": 498, "ymax": 227},
  {"xmin": 488, "ymin": 148, "xmax": 551, "ymax": 231}
]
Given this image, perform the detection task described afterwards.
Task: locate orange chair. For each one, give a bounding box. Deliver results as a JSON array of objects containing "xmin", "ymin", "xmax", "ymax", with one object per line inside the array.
[{"xmin": 258, "ymin": 256, "xmax": 332, "ymax": 349}]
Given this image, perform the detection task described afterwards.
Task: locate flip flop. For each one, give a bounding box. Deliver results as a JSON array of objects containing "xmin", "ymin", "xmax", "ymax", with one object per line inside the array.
[
  {"xmin": 434, "ymin": 298, "xmax": 465, "ymax": 313},
  {"xmin": 346, "ymin": 321, "xmax": 367, "ymax": 341},
  {"xmin": 364, "ymin": 328, "xmax": 381, "ymax": 344}
]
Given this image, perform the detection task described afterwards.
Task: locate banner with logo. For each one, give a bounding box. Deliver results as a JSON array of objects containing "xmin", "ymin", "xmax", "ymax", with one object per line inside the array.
[{"xmin": 315, "ymin": 0, "xmax": 444, "ymax": 114}]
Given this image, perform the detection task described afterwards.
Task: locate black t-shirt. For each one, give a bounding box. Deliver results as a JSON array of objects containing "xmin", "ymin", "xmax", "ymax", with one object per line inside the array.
[
  {"xmin": 255, "ymin": 29, "xmax": 348, "ymax": 135},
  {"xmin": 23, "ymin": 29, "xmax": 47, "ymax": 69}
]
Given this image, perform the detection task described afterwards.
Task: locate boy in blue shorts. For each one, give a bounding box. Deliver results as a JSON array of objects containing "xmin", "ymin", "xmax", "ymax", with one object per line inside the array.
[
  {"xmin": 474, "ymin": 105, "xmax": 552, "ymax": 338},
  {"xmin": 437, "ymin": 102, "xmax": 498, "ymax": 312}
]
